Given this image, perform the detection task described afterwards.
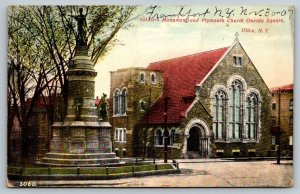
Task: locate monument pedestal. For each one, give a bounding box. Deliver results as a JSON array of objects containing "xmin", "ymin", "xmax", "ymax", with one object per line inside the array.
[{"xmin": 39, "ymin": 46, "xmax": 119, "ymax": 166}]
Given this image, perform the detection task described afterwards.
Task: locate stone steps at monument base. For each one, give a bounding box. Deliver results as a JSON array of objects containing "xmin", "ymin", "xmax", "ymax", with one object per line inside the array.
[
  {"xmin": 37, "ymin": 161, "xmax": 124, "ymax": 167},
  {"xmin": 45, "ymin": 152, "xmax": 117, "ymax": 159},
  {"xmin": 39, "ymin": 157, "xmax": 120, "ymax": 166}
]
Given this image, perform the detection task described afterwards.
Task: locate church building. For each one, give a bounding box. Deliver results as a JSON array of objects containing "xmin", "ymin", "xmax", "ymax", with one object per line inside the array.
[{"xmin": 109, "ymin": 36, "xmax": 272, "ymax": 158}]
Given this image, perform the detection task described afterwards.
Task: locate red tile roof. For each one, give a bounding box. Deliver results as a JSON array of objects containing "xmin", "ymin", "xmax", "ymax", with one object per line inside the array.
[
  {"xmin": 140, "ymin": 47, "xmax": 229, "ymax": 124},
  {"xmin": 270, "ymin": 84, "xmax": 293, "ymax": 92}
]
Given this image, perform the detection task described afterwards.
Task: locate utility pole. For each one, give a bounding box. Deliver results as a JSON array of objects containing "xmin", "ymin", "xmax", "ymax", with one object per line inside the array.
[
  {"xmin": 163, "ymin": 96, "xmax": 170, "ymax": 163},
  {"xmin": 152, "ymin": 125, "xmax": 156, "ymax": 164},
  {"xmin": 276, "ymin": 89, "xmax": 281, "ymax": 164}
]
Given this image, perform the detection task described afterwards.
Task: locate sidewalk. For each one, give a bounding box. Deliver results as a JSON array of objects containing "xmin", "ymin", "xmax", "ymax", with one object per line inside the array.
[
  {"xmin": 134, "ymin": 157, "xmax": 293, "ymax": 164},
  {"xmin": 25, "ymin": 160, "xmax": 293, "ymax": 187}
]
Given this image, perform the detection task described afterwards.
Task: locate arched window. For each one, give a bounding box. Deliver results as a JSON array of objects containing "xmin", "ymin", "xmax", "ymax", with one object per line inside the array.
[
  {"xmin": 246, "ymin": 93, "xmax": 258, "ymax": 139},
  {"xmin": 229, "ymin": 80, "xmax": 243, "ymax": 139},
  {"xmin": 155, "ymin": 129, "xmax": 163, "ymax": 145},
  {"xmin": 120, "ymin": 89, "xmax": 127, "ymax": 115},
  {"xmin": 150, "ymin": 72, "xmax": 156, "ymax": 84},
  {"xmin": 114, "ymin": 89, "xmax": 120, "ymax": 115},
  {"xmin": 140, "ymin": 72, "xmax": 145, "ymax": 83},
  {"xmin": 170, "ymin": 129, "xmax": 176, "ymax": 145},
  {"xmin": 213, "ymin": 90, "xmax": 226, "ymax": 139}
]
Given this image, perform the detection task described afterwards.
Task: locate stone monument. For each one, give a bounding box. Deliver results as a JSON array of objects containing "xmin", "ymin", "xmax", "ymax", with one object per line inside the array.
[{"xmin": 40, "ymin": 8, "xmax": 119, "ymax": 166}]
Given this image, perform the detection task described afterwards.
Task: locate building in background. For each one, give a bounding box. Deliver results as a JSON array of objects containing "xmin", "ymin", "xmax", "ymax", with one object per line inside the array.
[
  {"xmin": 8, "ymin": 116, "xmax": 22, "ymax": 165},
  {"xmin": 27, "ymin": 98, "xmax": 51, "ymax": 163},
  {"xmin": 8, "ymin": 97, "xmax": 52, "ymax": 164},
  {"xmin": 109, "ymin": 37, "xmax": 273, "ymax": 158},
  {"xmin": 109, "ymin": 67, "xmax": 164, "ymax": 157},
  {"xmin": 270, "ymin": 84, "xmax": 293, "ymax": 157}
]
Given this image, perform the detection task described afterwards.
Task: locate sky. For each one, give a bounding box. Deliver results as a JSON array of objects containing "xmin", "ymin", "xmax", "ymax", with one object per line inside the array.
[{"xmin": 94, "ymin": 5, "xmax": 294, "ymax": 98}]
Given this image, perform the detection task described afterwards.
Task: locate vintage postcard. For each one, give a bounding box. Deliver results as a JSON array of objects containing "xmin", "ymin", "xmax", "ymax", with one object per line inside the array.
[{"xmin": 7, "ymin": 5, "xmax": 294, "ymax": 187}]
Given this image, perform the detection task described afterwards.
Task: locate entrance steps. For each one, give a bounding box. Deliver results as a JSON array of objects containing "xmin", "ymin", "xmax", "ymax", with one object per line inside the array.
[{"xmin": 186, "ymin": 151, "xmax": 201, "ymax": 159}]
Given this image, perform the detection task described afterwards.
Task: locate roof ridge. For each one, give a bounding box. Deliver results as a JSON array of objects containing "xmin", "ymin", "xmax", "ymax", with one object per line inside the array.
[
  {"xmin": 270, "ymin": 83, "xmax": 293, "ymax": 91},
  {"xmin": 270, "ymin": 83, "xmax": 293, "ymax": 89},
  {"xmin": 148, "ymin": 46, "xmax": 229, "ymax": 66}
]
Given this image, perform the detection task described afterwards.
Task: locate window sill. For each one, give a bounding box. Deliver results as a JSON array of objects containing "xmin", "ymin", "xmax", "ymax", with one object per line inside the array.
[
  {"xmin": 112, "ymin": 114, "xmax": 127, "ymax": 118},
  {"xmin": 232, "ymin": 64, "xmax": 243, "ymax": 67},
  {"xmin": 214, "ymin": 139, "xmax": 226, "ymax": 143},
  {"xmin": 214, "ymin": 139, "xmax": 259, "ymax": 143},
  {"xmin": 154, "ymin": 144, "xmax": 181, "ymax": 149},
  {"xmin": 242, "ymin": 139, "xmax": 258, "ymax": 143}
]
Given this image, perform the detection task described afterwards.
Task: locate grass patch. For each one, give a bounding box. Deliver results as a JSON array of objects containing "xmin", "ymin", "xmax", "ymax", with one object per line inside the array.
[
  {"xmin": 7, "ymin": 167, "xmax": 22, "ymax": 174},
  {"xmin": 50, "ymin": 167, "xmax": 77, "ymax": 175},
  {"xmin": 134, "ymin": 164, "xmax": 156, "ymax": 172},
  {"xmin": 157, "ymin": 164, "xmax": 174, "ymax": 170},
  {"xmin": 80, "ymin": 167, "xmax": 106, "ymax": 175},
  {"xmin": 22, "ymin": 167, "xmax": 49, "ymax": 175},
  {"xmin": 8, "ymin": 163, "xmax": 175, "ymax": 176},
  {"xmin": 108, "ymin": 166, "xmax": 133, "ymax": 175}
]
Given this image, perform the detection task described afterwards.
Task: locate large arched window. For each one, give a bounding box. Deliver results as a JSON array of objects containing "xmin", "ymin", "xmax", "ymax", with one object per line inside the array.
[
  {"xmin": 114, "ymin": 89, "xmax": 120, "ymax": 115},
  {"xmin": 170, "ymin": 128, "xmax": 176, "ymax": 145},
  {"xmin": 120, "ymin": 89, "xmax": 127, "ymax": 115},
  {"xmin": 229, "ymin": 80, "xmax": 243, "ymax": 139},
  {"xmin": 246, "ymin": 93, "xmax": 258, "ymax": 139},
  {"xmin": 213, "ymin": 90, "xmax": 226, "ymax": 139}
]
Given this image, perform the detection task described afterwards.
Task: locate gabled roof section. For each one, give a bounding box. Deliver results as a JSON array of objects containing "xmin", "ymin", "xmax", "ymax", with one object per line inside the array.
[
  {"xmin": 140, "ymin": 46, "xmax": 229, "ymax": 125},
  {"xmin": 197, "ymin": 37, "xmax": 240, "ymax": 86}
]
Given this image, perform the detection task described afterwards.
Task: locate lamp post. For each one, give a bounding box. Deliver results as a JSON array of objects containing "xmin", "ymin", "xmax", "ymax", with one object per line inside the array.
[
  {"xmin": 276, "ymin": 89, "xmax": 281, "ymax": 164},
  {"xmin": 163, "ymin": 96, "xmax": 170, "ymax": 163}
]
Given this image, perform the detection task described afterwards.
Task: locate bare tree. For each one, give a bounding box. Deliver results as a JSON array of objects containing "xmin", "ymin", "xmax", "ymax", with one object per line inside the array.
[{"xmin": 8, "ymin": 5, "xmax": 137, "ymax": 164}]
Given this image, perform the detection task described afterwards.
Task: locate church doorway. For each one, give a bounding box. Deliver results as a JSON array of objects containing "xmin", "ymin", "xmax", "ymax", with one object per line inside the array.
[
  {"xmin": 186, "ymin": 124, "xmax": 209, "ymax": 157},
  {"xmin": 187, "ymin": 127, "xmax": 199, "ymax": 151},
  {"xmin": 183, "ymin": 119, "xmax": 210, "ymax": 158}
]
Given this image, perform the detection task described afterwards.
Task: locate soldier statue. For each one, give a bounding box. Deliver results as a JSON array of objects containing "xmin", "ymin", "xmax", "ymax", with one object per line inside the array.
[{"xmin": 71, "ymin": 8, "xmax": 88, "ymax": 46}]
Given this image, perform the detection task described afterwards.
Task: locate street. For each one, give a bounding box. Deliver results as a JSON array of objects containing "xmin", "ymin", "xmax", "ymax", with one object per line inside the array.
[{"xmin": 35, "ymin": 159, "xmax": 293, "ymax": 187}]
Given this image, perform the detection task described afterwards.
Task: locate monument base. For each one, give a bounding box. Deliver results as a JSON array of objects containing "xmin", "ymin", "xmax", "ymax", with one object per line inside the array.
[
  {"xmin": 39, "ymin": 152, "xmax": 120, "ymax": 166},
  {"xmin": 39, "ymin": 121, "xmax": 120, "ymax": 166}
]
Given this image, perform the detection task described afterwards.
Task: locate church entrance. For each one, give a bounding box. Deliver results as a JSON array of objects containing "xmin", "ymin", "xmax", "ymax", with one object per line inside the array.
[
  {"xmin": 186, "ymin": 125, "xmax": 209, "ymax": 157},
  {"xmin": 187, "ymin": 127, "xmax": 199, "ymax": 151}
]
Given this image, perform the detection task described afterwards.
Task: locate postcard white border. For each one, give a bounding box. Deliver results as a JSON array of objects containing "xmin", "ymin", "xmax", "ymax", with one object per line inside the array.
[{"xmin": 0, "ymin": 0, "xmax": 298, "ymax": 194}]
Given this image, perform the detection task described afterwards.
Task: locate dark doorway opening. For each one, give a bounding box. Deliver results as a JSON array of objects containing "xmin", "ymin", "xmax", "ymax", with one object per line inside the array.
[{"xmin": 187, "ymin": 127, "xmax": 200, "ymax": 151}]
